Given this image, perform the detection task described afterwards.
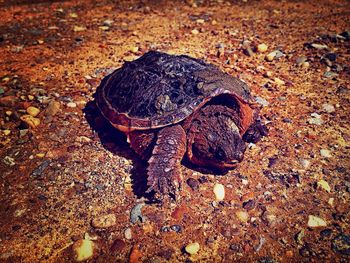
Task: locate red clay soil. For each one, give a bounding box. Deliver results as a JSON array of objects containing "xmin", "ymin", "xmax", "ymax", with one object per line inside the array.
[{"xmin": 0, "ymin": 0, "xmax": 349, "ymax": 262}]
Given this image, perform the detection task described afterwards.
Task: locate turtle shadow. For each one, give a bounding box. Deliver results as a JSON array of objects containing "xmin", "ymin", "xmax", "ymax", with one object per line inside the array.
[
  {"xmin": 182, "ymin": 158, "xmax": 230, "ymax": 176},
  {"xmin": 83, "ymin": 100, "xmax": 155, "ymax": 200}
]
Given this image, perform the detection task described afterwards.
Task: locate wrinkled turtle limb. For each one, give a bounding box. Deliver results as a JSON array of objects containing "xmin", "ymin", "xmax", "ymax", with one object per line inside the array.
[
  {"xmin": 147, "ymin": 125, "xmax": 186, "ymax": 198},
  {"xmin": 242, "ymin": 120, "xmax": 268, "ymax": 143}
]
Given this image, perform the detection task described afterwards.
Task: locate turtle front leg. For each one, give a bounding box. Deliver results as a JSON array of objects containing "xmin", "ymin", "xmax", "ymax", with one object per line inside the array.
[
  {"xmin": 242, "ymin": 120, "xmax": 268, "ymax": 143},
  {"xmin": 147, "ymin": 125, "xmax": 186, "ymax": 198}
]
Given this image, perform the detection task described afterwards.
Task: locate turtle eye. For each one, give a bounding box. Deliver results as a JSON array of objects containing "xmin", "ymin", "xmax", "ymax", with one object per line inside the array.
[{"xmin": 215, "ymin": 148, "xmax": 226, "ymax": 161}]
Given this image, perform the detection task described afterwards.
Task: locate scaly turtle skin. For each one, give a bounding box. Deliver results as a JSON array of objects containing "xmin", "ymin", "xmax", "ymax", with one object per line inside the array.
[{"xmin": 95, "ymin": 51, "xmax": 267, "ymax": 197}]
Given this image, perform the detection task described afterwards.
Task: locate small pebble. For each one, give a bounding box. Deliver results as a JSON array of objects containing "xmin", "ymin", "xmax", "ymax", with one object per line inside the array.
[
  {"xmin": 99, "ymin": 26, "xmax": 109, "ymax": 31},
  {"xmin": 328, "ymin": 198, "xmax": 334, "ymax": 206},
  {"xmin": 26, "ymin": 106, "xmax": 40, "ymax": 117},
  {"xmin": 91, "ymin": 214, "xmax": 116, "ymax": 228},
  {"xmin": 295, "ymin": 229, "xmax": 304, "ymax": 245},
  {"xmin": 264, "ymin": 71, "xmax": 273, "ymax": 78},
  {"xmin": 274, "ymin": 50, "xmax": 284, "ymax": 59},
  {"xmin": 191, "ymin": 29, "xmax": 199, "ymax": 35},
  {"xmin": 72, "ymin": 239, "xmax": 96, "ymax": 262},
  {"xmin": 67, "ymin": 102, "xmax": 77, "ymax": 108},
  {"xmin": 324, "ymin": 71, "xmax": 338, "ymax": 78},
  {"xmin": 103, "ymin": 19, "xmax": 114, "ymax": 26},
  {"xmin": 274, "ymin": 77, "xmax": 285, "ymax": 86},
  {"xmin": 124, "ymin": 228, "xmax": 132, "ymax": 240},
  {"xmin": 242, "ymin": 40, "xmax": 254, "ymax": 57},
  {"xmin": 307, "ymin": 215, "xmax": 327, "ymax": 227},
  {"xmin": 213, "ymin": 183, "xmax": 225, "ymax": 201},
  {"xmin": 243, "ymin": 200, "xmax": 255, "ymax": 210},
  {"xmin": 229, "ymin": 244, "xmax": 241, "ymax": 252},
  {"xmin": 73, "ymin": 26, "xmax": 86, "ymax": 32},
  {"xmin": 170, "ymin": 225, "xmax": 182, "ymax": 233},
  {"xmin": 3, "ymin": 156, "xmax": 15, "ymax": 166},
  {"xmin": 265, "ymin": 51, "xmax": 276, "ymax": 61},
  {"xmin": 19, "ymin": 129, "xmax": 28, "ymax": 137},
  {"xmin": 322, "ymin": 103, "xmax": 335, "ymax": 113},
  {"xmin": 160, "ymin": 226, "xmax": 170, "ymax": 232},
  {"xmin": 187, "ymin": 178, "xmax": 199, "ymax": 190},
  {"xmin": 69, "ymin": 12, "xmax": 78, "ymax": 18},
  {"xmin": 130, "ymin": 46, "xmax": 139, "ymax": 53},
  {"xmin": 185, "ymin": 242, "xmax": 200, "ymax": 255},
  {"xmin": 317, "ymin": 180, "xmax": 331, "ymax": 193},
  {"xmin": 20, "ymin": 115, "xmax": 40, "ymax": 128},
  {"xmin": 236, "ymin": 210, "xmax": 249, "ymax": 223},
  {"xmin": 130, "ymin": 203, "xmax": 146, "ymax": 224},
  {"xmin": 257, "ymin": 43, "xmax": 268, "ymax": 53},
  {"xmin": 320, "ymin": 149, "xmax": 332, "ymax": 158},
  {"xmin": 307, "ymin": 113, "xmax": 323, "ymax": 125},
  {"xmin": 3, "ymin": 130, "xmax": 11, "ymax": 136},
  {"xmin": 310, "ymin": 43, "xmax": 328, "ymax": 50}
]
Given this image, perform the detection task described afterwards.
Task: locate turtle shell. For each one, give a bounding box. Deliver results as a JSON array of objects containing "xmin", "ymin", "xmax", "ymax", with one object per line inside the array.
[{"xmin": 95, "ymin": 51, "xmax": 257, "ymax": 132}]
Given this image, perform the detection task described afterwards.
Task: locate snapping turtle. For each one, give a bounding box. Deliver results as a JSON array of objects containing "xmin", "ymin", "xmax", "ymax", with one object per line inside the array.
[{"xmin": 95, "ymin": 51, "xmax": 267, "ymax": 197}]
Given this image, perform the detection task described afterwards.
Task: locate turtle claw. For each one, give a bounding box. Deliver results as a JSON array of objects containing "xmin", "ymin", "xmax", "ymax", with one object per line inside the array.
[{"xmin": 146, "ymin": 168, "xmax": 182, "ymax": 201}]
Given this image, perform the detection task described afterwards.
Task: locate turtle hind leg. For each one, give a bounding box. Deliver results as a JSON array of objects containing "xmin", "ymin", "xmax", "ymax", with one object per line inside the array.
[{"xmin": 147, "ymin": 125, "xmax": 186, "ymax": 199}]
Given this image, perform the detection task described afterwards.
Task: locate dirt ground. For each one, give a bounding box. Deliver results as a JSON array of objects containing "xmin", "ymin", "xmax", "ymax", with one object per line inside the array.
[{"xmin": 0, "ymin": 0, "xmax": 349, "ymax": 262}]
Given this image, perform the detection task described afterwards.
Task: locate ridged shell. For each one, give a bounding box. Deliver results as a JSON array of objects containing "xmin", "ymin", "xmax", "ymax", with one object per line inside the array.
[{"xmin": 95, "ymin": 51, "xmax": 254, "ymax": 131}]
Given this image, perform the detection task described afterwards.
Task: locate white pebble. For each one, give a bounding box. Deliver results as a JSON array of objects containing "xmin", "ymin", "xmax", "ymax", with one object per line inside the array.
[
  {"xmin": 307, "ymin": 113, "xmax": 323, "ymax": 125},
  {"xmin": 317, "ymin": 180, "xmax": 331, "ymax": 193},
  {"xmin": 72, "ymin": 239, "xmax": 95, "ymax": 262},
  {"xmin": 124, "ymin": 228, "xmax": 132, "ymax": 240},
  {"xmin": 236, "ymin": 210, "xmax": 249, "ymax": 223},
  {"xmin": 322, "ymin": 103, "xmax": 335, "ymax": 113},
  {"xmin": 307, "ymin": 215, "xmax": 327, "ymax": 227},
  {"xmin": 67, "ymin": 102, "xmax": 77, "ymax": 108},
  {"xmin": 320, "ymin": 149, "xmax": 332, "ymax": 158},
  {"xmin": 185, "ymin": 242, "xmax": 200, "ymax": 255},
  {"xmin": 191, "ymin": 29, "xmax": 199, "ymax": 35},
  {"xmin": 274, "ymin": 77, "xmax": 285, "ymax": 86},
  {"xmin": 257, "ymin": 43, "xmax": 268, "ymax": 53},
  {"xmin": 213, "ymin": 183, "xmax": 225, "ymax": 201},
  {"xmin": 311, "ymin": 43, "xmax": 328, "ymax": 50}
]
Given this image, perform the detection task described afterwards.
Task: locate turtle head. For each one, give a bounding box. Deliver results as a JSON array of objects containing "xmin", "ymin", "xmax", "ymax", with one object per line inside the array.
[{"xmin": 187, "ymin": 104, "xmax": 247, "ymax": 170}]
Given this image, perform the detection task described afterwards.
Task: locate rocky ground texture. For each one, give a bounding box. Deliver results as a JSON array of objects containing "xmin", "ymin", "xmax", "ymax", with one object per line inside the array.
[{"xmin": 0, "ymin": 0, "xmax": 349, "ymax": 262}]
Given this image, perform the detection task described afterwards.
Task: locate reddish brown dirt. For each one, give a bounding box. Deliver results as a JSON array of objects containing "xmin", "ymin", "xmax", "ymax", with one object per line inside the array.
[{"xmin": 0, "ymin": 0, "xmax": 349, "ymax": 262}]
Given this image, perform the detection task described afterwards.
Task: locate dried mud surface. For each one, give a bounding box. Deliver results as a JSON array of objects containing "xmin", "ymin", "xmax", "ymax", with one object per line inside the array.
[{"xmin": 0, "ymin": 0, "xmax": 349, "ymax": 262}]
